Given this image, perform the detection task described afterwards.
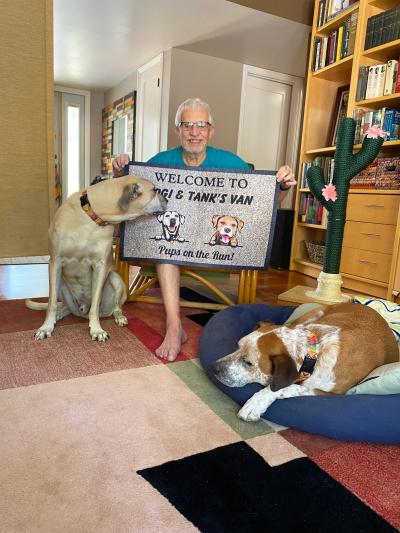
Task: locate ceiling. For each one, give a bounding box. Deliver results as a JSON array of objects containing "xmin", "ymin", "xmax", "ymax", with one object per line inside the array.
[{"xmin": 54, "ymin": 0, "xmax": 313, "ymax": 92}]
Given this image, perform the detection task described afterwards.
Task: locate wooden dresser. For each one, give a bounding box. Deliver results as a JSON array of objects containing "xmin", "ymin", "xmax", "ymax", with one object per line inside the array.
[{"xmin": 340, "ymin": 191, "xmax": 400, "ymax": 298}]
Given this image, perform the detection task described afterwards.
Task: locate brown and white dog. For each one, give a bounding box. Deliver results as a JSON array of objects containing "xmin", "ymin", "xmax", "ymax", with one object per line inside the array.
[
  {"xmin": 213, "ymin": 302, "xmax": 399, "ymax": 421},
  {"xmin": 209, "ymin": 215, "xmax": 244, "ymax": 247},
  {"xmin": 26, "ymin": 175, "xmax": 166, "ymax": 342}
]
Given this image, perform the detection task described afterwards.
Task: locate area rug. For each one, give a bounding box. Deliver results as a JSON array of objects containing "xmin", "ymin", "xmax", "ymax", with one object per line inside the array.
[{"xmin": 0, "ymin": 299, "xmax": 399, "ymax": 532}]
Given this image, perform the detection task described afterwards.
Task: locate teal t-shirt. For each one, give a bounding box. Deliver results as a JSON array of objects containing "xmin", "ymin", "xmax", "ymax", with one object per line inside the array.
[{"xmin": 147, "ymin": 146, "xmax": 251, "ymax": 170}]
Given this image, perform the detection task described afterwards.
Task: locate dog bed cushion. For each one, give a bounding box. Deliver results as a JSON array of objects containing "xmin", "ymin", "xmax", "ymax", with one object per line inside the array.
[
  {"xmin": 199, "ymin": 304, "xmax": 400, "ymax": 444},
  {"xmin": 347, "ymin": 362, "xmax": 400, "ymax": 395}
]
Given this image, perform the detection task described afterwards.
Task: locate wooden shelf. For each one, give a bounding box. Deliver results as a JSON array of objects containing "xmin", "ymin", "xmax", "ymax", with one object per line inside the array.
[
  {"xmin": 355, "ymin": 92, "xmax": 400, "ymax": 109},
  {"xmin": 313, "ymin": 55, "xmax": 353, "ymax": 81},
  {"xmin": 353, "ymin": 140, "xmax": 400, "ymax": 149},
  {"xmin": 362, "ymin": 38, "xmax": 400, "ymax": 62},
  {"xmin": 305, "ymin": 146, "xmax": 336, "ymax": 155},
  {"xmin": 316, "ymin": 2, "xmax": 360, "ymax": 35},
  {"xmin": 298, "ymin": 222, "xmax": 327, "ymax": 229},
  {"xmin": 349, "ymin": 188, "xmax": 400, "ymax": 194},
  {"xmin": 293, "ymin": 258, "xmax": 323, "ymax": 270},
  {"xmin": 368, "ymin": 0, "xmax": 400, "ymax": 10},
  {"xmin": 306, "ymin": 140, "xmax": 400, "ymax": 154}
]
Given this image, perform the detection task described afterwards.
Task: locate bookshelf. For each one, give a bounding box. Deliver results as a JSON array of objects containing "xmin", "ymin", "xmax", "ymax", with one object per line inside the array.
[{"xmin": 289, "ymin": 0, "xmax": 400, "ymax": 300}]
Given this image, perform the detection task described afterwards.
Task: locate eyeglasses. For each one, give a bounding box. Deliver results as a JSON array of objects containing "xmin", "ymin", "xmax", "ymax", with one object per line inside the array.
[{"xmin": 178, "ymin": 121, "xmax": 211, "ymax": 130}]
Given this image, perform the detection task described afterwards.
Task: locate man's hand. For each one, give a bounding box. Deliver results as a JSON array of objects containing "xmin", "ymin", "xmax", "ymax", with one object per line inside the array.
[
  {"xmin": 112, "ymin": 154, "xmax": 130, "ymax": 177},
  {"xmin": 276, "ymin": 165, "xmax": 296, "ymax": 190}
]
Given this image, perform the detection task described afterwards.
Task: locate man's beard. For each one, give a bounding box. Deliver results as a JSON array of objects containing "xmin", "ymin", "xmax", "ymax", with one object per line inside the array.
[{"xmin": 183, "ymin": 139, "xmax": 206, "ymax": 155}]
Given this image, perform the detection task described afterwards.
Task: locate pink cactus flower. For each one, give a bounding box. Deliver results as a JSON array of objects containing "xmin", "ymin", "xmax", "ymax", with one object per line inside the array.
[
  {"xmin": 365, "ymin": 126, "xmax": 388, "ymax": 139},
  {"xmin": 322, "ymin": 183, "xmax": 337, "ymax": 202}
]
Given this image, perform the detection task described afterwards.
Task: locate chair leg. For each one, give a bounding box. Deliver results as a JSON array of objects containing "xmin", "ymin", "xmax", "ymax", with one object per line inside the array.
[{"xmin": 238, "ymin": 270, "xmax": 258, "ymax": 304}]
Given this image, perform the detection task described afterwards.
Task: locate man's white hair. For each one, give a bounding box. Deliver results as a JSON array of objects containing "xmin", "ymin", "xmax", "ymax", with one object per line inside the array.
[{"xmin": 174, "ymin": 98, "xmax": 214, "ymax": 127}]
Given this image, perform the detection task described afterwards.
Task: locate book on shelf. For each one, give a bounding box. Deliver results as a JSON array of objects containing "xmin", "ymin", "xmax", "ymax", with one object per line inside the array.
[
  {"xmin": 384, "ymin": 60, "xmax": 399, "ymax": 96},
  {"xmin": 299, "ymin": 193, "xmax": 327, "ymax": 226},
  {"xmin": 350, "ymin": 161, "xmax": 378, "ymax": 188},
  {"xmin": 349, "ymin": 157, "xmax": 400, "ymax": 189},
  {"xmin": 364, "ymin": 6, "xmax": 400, "ymax": 50},
  {"xmin": 375, "ymin": 157, "xmax": 400, "ymax": 189},
  {"xmin": 356, "ymin": 58, "xmax": 399, "ymax": 101},
  {"xmin": 300, "ymin": 157, "xmax": 334, "ymax": 189},
  {"xmin": 313, "ymin": 11, "xmax": 358, "ymax": 71},
  {"xmin": 353, "ymin": 107, "xmax": 400, "ymax": 143},
  {"xmin": 317, "ymin": 0, "xmax": 358, "ymax": 27}
]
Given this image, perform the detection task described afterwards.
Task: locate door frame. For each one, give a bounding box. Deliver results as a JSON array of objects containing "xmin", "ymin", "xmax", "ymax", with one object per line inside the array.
[
  {"xmin": 237, "ymin": 65, "xmax": 304, "ymax": 206},
  {"xmin": 135, "ymin": 53, "xmax": 163, "ymax": 162},
  {"xmin": 55, "ymin": 85, "xmax": 91, "ymax": 188}
]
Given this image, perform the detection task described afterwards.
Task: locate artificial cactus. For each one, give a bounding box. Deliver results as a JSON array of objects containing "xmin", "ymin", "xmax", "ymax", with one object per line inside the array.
[{"xmin": 306, "ymin": 117, "xmax": 385, "ymax": 274}]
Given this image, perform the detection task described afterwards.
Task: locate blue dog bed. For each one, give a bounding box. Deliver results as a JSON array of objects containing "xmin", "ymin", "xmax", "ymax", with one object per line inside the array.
[{"xmin": 199, "ymin": 304, "xmax": 400, "ymax": 444}]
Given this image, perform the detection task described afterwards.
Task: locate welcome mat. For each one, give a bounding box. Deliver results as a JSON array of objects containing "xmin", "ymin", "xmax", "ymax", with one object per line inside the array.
[{"xmin": 121, "ymin": 163, "xmax": 279, "ymax": 270}]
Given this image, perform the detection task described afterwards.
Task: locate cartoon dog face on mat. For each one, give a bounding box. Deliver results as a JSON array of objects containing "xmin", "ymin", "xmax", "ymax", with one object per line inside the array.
[
  {"xmin": 155, "ymin": 210, "xmax": 185, "ymax": 242},
  {"xmin": 209, "ymin": 215, "xmax": 244, "ymax": 248}
]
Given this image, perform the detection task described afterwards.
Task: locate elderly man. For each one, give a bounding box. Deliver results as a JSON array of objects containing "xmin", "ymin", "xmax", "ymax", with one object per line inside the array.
[{"xmin": 113, "ymin": 97, "xmax": 296, "ymax": 361}]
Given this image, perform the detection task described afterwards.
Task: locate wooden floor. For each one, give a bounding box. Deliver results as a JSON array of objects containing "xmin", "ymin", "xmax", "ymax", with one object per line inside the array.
[{"xmin": 0, "ymin": 262, "xmax": 320, "ymax": 305}]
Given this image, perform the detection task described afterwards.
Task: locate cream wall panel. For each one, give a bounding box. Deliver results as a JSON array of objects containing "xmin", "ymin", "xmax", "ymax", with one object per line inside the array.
[
  {"xmin": 0, "ymin": 0, "xmax": 54, "ymax": 257},
  {"xmin": 167, "ymin": 49, "xmax": 243, "ymax": 153}
]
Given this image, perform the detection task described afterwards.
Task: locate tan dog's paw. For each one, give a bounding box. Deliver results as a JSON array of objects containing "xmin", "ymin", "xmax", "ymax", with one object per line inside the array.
[
  {"xmin": 114, "ymin": 315, "xmax": 128, "ymax": 327},
  {"xmin": 90, "ymin": 327, "xmax": 110, "ymax": 342},
  {"xmin": 34, "ymin": 326, "xmax": 54, "ymax": 340}
]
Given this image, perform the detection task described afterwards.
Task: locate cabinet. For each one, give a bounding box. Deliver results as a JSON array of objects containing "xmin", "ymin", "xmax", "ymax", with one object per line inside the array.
[{"xmin": 290, "ymin": 0, "xmax": 400, "ymax": 299}]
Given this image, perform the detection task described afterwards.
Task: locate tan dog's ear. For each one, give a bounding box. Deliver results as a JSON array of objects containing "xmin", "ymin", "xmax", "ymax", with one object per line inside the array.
[
  {"xmin": 270, "ymin": 354, "xmax": 298, "ymax": 392},
  {"xmin": 212, "ymin": 215, "xmax": 220, "ymax": 228},
  {"xmin": 118, "ymin": 183, "xmax": 143, "ymax": 211},
  {"xmin": 235, "ymin": 218, "xmax": 245, "ymax": 231}
]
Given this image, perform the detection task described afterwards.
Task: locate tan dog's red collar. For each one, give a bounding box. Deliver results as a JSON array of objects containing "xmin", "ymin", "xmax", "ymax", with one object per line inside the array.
[
  {"xmin": 295, "ymin": 333, "xmax": 318, "ymax": 384},
  {"xmin": 80, "ymin": 190, "xmax": 109, "ymax": 226}
]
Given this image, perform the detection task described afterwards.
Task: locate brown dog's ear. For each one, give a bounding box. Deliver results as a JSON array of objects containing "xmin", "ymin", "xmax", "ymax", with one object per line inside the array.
[
  {"xmin": 270, "ymin": 354, "xmax": 298, "ymax": 391},
  {"xmin": 118, "ymin": 183, "xmax": 143, "ymax": 211},
  {"xmin": 235, "ymin": 218, "xmax": 245, "ymax": 231},
  {"xmin": 254, "ymin": 320, "xmax": 277, "ymax": 333},
  {"xmin": 212, "ymin": 215, "xmax": 220, "ymax": 228}
]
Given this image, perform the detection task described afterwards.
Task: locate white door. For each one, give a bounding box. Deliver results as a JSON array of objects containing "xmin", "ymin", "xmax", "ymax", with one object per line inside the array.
[
  {"xmin": 238, "ymin": 66, "xmax": 303, "ymax": 207},
  {"xmin": 135, "ymin": 54, "xmax": 163, "ymax": 162},
  {"xmin": 61, "ymin": 92, "xmax": 85, "ymax": 200}
]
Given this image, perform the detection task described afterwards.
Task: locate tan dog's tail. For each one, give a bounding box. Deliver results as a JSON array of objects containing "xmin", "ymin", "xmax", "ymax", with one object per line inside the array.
[{"xmin": 25, "ymin": 299, "xmax": 48, "ymax": 311}]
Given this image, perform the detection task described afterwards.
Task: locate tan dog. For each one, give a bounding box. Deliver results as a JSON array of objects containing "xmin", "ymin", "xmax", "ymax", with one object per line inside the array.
[
  {"xmin": 213, "ymin": 302, "xmax": 399, "ymax": 421},
  {"xmin": 26, "ymin": 176, "xmax": 166, "ymax": 341},
  {"xmin": 209, "ymin": 215, "xmax": 244, "ymax": 247}
]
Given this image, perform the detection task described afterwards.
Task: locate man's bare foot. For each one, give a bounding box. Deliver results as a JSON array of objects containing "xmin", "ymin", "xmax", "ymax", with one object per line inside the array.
[{"xmin": 155, "ymin": 324, "xmax": 187, "ymax": 362}]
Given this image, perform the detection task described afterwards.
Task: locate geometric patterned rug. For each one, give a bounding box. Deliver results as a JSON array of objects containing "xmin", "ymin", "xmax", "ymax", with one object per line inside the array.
[{"xmin": 0, "ymin": 297, "xmax": 399, "ymax": 532}]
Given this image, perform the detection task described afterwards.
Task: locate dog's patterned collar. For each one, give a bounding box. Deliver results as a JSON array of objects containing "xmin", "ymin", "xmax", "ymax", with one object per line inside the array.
[
  {"xmin": 295, "ymin": 333, "xmax": 319, "ymax": 384},
  {"xmin": 80, "ymin": 190, "xmax": 109, "ymax": 226}
]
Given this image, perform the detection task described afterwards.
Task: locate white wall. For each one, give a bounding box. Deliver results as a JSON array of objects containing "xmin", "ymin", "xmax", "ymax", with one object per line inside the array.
[
  {"xmin": 167, "ymin": 49, "xmax": 244, "ymax": 153},
  {"xmin": 104, "ymin": 72, "xmax": 137, "ymax": 106},
  {"xmin": 90, "ymin": 90, "xmax": 104, "ymax": 178}
]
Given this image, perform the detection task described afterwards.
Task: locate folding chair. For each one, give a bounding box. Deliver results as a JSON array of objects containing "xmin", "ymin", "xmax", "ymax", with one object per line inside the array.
[{"xmin": 114, "ymin": 239, "xmax": 258, "ymax": 311}]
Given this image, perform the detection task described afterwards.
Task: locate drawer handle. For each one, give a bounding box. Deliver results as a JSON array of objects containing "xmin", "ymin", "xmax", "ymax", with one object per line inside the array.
[
  {"xmin": 364, "ymin": 204, "xmax": 384, "ymax": 208},
  {"xmin": 360, "ymin": 232, "xmax": 381, "ymax": 237},
  {"xmin": 359, "ymin": 259, "xmax": 377, "ymax": 265}
]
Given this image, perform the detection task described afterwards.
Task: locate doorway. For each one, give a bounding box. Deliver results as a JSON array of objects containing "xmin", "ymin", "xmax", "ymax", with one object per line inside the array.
[
  {"xmin": 237, "ymin": 66, "xmax": 303, "ymax": 208},
  {"xmin": 54, "ymin": 87, "xmax": 91, "ymax": 204},
  {"xmin": 135, "ymin": 54, "xmax": 163, "ymax": 162}
]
